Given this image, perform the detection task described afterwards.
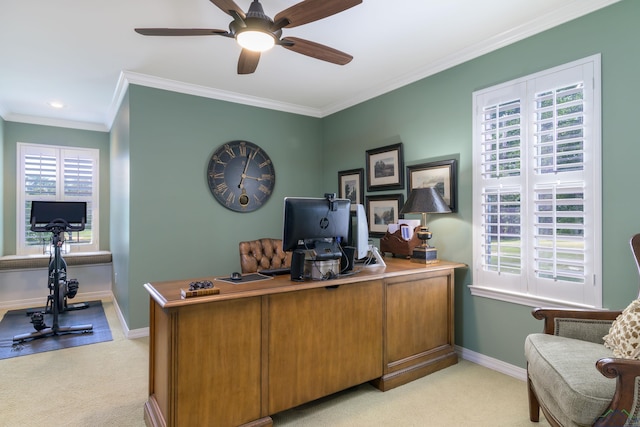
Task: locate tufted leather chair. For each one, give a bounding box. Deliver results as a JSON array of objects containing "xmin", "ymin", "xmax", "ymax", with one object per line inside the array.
[{"xmin": 239, "ymin": 238, "xmax": 292, "ymax": 273}]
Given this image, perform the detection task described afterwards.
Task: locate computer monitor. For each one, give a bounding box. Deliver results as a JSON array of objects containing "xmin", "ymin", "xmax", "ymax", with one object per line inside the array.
[
  {"xmin": 347, "ymin": 204, "xmax": 369, "ymax": 260},
  {"xmin": 282, "ymin": 196, "xmax": 351, "ymax": 259}
]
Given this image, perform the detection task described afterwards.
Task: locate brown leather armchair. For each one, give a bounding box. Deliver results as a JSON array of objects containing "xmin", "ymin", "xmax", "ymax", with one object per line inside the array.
[{"xmin": 239, "ymin": 238, "xmax": 292, "ymax": 273}]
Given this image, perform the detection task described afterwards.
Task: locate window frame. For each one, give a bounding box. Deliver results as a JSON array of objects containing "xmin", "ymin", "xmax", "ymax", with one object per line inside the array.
[
  {"xmin": 16, "ymin": 142, "xmax": 100, "ymax": 255},
  {"xmin": 470, "ymin": 54, "xmax": 602, "ymax": 309}
]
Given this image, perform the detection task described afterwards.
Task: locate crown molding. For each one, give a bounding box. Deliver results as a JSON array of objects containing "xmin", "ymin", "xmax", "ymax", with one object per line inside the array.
[
  {"xmin": 106, "ymin": 70, "xmax": 323, "ymax": 129},
  {"xmin": 320, "ymin": 0, "xmax": 621, "ymax": 116},
  {"xmin": 1, "ymin": 112, "xmax": 108, "ymax": 132}
]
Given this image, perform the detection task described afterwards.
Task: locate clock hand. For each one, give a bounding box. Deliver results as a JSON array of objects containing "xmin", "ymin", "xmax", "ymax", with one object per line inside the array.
[{"xmin": 238, "ymin": 151, "xmax": 252, "ymax": 188}]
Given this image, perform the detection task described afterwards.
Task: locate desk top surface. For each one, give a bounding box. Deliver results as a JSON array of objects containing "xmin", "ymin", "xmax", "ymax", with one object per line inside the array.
[{"xmin": 144, "ymin": 258, "xmax": 466, "ymax": 309}]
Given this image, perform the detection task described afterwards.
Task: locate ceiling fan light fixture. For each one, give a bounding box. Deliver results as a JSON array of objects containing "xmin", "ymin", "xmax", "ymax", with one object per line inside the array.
[
  {"xmin": 237, "ymin": 30, "xmax": 275, "ymax": 52},
  {"xmin": 47, "ymin": 101, "xmax": 66, "ymax": 109}
]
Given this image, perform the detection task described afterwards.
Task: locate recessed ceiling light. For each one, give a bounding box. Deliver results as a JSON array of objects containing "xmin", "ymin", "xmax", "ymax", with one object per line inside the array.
[{"xmin": 47, "ymin": 101, "xmax": 65, "ymax": 109}]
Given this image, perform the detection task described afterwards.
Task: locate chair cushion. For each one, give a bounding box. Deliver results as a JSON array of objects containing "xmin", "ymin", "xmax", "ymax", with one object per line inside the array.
[
  {"xmin": 525, "ymin": 333, "xmax": 615, "ymax": 426},
  {"xmin": 239, "ymin": 238, "xmax": 291, "ymax": 273},
  {"xmin": 603, "ymin": 298, "xmax": 640, "ymax": 359}
]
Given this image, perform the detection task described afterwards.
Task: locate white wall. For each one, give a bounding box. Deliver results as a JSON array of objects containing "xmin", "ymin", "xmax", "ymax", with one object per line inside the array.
[{"xmin": 0, "ymin": 263, "xmax": 112, "ymax": 309}]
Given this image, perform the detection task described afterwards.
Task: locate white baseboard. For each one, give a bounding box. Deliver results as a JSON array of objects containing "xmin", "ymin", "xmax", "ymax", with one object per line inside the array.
[
  {"xmin": 456, "ymin": 345, "xmax": 526, "ymax": 381},
  {"xmin": 111, "ymin": 296, "xmax": 149, "ymax": 339}
]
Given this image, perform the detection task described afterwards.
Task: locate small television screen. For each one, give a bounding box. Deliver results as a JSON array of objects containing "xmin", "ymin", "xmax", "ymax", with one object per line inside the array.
[
  {"xmin": 30, "ymin": 201, "xmax": 87, "ymax": 225},
  {"xmin": 347, "ymin": 204, "xmax": 369, "ymax": 260},
  {"xmin": 282, "ymin": 196, "xmax": 351, "ymax": 257}
]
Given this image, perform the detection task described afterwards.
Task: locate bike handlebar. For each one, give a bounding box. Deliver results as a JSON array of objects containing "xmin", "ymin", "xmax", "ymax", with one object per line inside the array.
[{"xmin": 31, "ymin": 218, "xmax": 85, "ymax": 233}]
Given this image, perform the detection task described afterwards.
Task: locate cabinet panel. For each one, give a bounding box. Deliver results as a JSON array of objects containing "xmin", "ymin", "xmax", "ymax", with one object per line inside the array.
[
  {"xmin": 267, "ymin": 280, "xmax": 384, "ymax": 414},
  {"xmin": 386, "ymin": 273, "xmax": 452, "ymax": 363},
  {"xmin": 175, "ymin": 298, "xmax": 262, "ymax": 426}
]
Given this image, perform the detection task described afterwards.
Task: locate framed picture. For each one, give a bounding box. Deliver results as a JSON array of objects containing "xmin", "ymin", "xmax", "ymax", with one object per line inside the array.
[
  {"xmin": 366, "ymin": 194, "xmax": 404, "ymax": 237},
  {"xmin": 407, "ymin": 159, "xmax": 457, "ymax": 212},
  {"xmin": 338, "ymin": 168, "xmax": 364, "ymax": 205},
  {"xmin": 365, "ymin": 143, "xmax": 404, "ymax": 191}
]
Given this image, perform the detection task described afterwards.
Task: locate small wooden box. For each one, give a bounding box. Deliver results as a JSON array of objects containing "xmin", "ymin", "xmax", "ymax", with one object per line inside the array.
[{"xmin": 380, "ymin": 226, "xmax": 422, "ymax": 258}]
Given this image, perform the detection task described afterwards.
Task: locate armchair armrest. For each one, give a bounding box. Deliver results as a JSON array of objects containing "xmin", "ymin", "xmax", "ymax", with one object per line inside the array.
[
  {"xmin": 594, "ymin": 357, "xmax": 640, "ymax": 427},
  {"xmin": 533, "ymin": 308, "xmax": 621, "ymax": 336}
]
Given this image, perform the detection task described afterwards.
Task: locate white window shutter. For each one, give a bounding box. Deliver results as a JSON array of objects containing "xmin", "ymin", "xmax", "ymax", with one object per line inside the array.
[{"xmin": 472, "ymin": 54, "xmax": 601, "ymax": 308}]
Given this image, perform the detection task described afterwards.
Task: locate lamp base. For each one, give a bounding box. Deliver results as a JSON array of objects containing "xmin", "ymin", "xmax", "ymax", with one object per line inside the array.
[{"xmin": 411, "ymin": 246, "xmax": 440, "ymax": 264}]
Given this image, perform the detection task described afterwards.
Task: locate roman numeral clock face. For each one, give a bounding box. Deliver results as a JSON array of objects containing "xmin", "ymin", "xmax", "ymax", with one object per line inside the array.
[{"xmin": 207, "ymin": 141, "xmax": 276, "ymax": 212}]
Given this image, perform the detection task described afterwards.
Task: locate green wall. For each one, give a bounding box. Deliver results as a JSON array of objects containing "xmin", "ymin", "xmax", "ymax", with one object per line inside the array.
[
  {"xmin": 1, "ymin": 122, "xmax": 111, "ymax": 254},
  {"xmin": 113, "ymin": 85, "xmax": 325, "ymax": 329},
  {"xmin": 110, "ymin": 90, "xmax": 132, "ymax": 326},
  {"xmin": 322, "ymin": 0, "xmax": 640, "ymax": 367}
]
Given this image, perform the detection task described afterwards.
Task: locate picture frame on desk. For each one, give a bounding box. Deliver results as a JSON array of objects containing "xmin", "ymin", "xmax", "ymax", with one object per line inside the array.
[
  {"xmin": 366, "ymin": 143, "xmax": 404, "ymax": 191},
  {"xmin": 338, "ymin": 168, "xmax": 364, "ymax": 205},
  {"xmin": 407, "ymin": 159, "xmax": 458, "ymax": 212},
  {"xmin": 366, "ymin": 193, "xmax": 404, "ymax": 237}
]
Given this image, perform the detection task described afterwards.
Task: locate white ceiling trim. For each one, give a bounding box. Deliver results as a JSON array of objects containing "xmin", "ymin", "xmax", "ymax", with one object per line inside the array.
[
  {"xmin": 320, "ymin": 0, "xmax": 620, "ymax": 116},
  {"xmin": 2, "ymin": 112, "xmax": 109, "ymax": 133},
  {"xmin": 105, "ymin": 70, "xmax": 323, "ymax": 130}
]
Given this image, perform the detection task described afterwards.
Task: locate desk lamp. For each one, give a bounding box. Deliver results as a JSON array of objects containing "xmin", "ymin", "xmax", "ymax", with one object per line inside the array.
[{"xmin": 400, "ymin": 187, "xmax": 451, "ymax": 263}]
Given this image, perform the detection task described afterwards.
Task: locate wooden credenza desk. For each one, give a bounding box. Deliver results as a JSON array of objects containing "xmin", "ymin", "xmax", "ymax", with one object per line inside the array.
[{"xmin": 143, "ymin": 258, "xmax": 465, "ymax": 427}]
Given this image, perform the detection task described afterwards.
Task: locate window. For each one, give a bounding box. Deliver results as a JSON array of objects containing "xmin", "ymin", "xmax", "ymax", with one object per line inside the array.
[
  {"xmin": 471, "ymin": 55, "xmax": 601, "ymax": 308},
  {"xmin": 17, "ymin": 143, "xmax": 99, "ymax": 255}
]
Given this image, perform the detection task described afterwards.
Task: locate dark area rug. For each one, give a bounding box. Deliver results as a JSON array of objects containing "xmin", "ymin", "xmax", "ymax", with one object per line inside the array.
[{"xmin": 0, "ymin": 300, "xmax": 112, "ymax": 360}]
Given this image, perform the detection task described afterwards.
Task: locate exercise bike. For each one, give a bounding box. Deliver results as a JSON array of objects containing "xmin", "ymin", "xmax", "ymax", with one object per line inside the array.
[{"xmin": 13, "ymin": 201, "xmax": 93, "ymax": 343}]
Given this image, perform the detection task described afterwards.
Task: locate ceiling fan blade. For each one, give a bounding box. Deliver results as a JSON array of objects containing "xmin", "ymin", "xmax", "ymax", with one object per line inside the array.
[
  {"xmin": 280, "ymin": 37, "xmax": 352, "ymax": 65},
  {"xmin": 274, "ymin": 0, "xmax": 362, "ymax": 29},
  {"xmin": 209, "ymin": 0, "xmax": 246, "ymax": 19},
  {"xmin": 238, "ymin": 49, "xmax": 261, "ymax": 74},
  {"xmin": 135, "ymin": 28, "xmax": 228, "ymax": 36}
]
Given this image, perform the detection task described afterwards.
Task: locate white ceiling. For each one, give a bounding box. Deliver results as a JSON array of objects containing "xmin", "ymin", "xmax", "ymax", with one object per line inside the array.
[{"xmin": 0, "ymin": 0, "xmax": 620, "ymax": 131}]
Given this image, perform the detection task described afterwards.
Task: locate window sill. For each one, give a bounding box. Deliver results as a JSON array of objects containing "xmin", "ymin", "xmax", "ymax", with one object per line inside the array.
[
  {"xmin": 0, "ymin": 251, "xmax": 112, "ymax": 270},
  {"xmin": 468, "ymin": 284, "xmax": 600, "ymax": 310}
]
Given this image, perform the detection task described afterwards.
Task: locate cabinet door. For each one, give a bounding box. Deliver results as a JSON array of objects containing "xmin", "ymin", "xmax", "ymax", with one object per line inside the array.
[
  {"xmin": 175, "ymin": 298, "xmax": 263, "ymax": 426},
  {"xmin": 267, "ymin": 280, "xmax": 383, "ymax": 414},
  {"xmin": 382, "ymin": 270, "xmax": 456, "ymax": 389}
]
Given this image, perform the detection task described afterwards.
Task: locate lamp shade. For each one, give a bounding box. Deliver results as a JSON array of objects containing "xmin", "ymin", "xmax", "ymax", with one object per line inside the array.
[{"xmin": 400, "ymin": 187, "xmax": 451, "ymax": 215}]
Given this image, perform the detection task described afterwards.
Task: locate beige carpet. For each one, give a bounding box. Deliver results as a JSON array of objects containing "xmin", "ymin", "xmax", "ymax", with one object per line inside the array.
[
  {"xmin": 272, "ymin": 360, "xmax": 549, "ymax": 427},
  {"xmin": 0, "ymin": 299, "xmax": 548, "ymax": 427},
  {"xmin": 0, "ymin": 299, "xmax": 148, "ymax": 427}
]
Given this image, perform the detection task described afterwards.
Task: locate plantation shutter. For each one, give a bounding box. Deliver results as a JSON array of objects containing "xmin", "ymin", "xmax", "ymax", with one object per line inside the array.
[
  {"xmin": 474, "ymin": 81, "xmax": 527, "ymax": 293},
  {"xmin": 17, "ymin": 144, "xmax": 99, "ymax": 254},
  {"xmin": 24, "ymin": 149, "xmax": 58, "ymax": 199},
  {"xmin": 472, "ymin": 55, "xmax": 601, "ymax": 308}
]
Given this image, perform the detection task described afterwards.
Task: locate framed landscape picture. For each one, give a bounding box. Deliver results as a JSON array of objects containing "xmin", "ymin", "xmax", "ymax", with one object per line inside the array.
[
  {"xmin": 366, "ymin": 193, "xmax": 404, "ymax": 236},
  {"xmin": 407, "ymin": 159, "xmax": 457, "ymax": 212},
  {"xmin": 365, "ymin": 143, "xmax": 404, "ymax": 191},
  {"xmin": 338, "ymin": 168, "xmax": 364, "ymax": 205}
]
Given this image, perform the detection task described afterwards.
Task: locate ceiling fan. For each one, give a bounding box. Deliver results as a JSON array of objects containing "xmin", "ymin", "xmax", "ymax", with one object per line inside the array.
[{"xmin": 135, "ymin": 0, "xmax": 362, "ymax": 75}]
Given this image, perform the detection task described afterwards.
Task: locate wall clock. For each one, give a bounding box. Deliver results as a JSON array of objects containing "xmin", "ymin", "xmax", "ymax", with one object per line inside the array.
[{"xmin": 206, "ymin": 140, "xmax": 275, "ymax": 212}]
